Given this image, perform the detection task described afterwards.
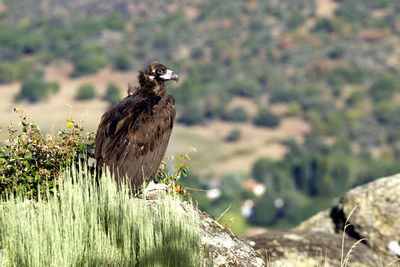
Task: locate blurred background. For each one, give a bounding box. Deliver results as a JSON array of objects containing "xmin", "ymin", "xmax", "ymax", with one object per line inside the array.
[{"xmin": 1, "ymin": 0, "xmax": 400, "ymax": 236}]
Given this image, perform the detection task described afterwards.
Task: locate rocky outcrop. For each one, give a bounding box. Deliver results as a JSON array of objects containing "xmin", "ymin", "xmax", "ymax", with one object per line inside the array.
[
  {"xmin": 297, "ymin": 173, "xmax": 400, "ymax": 262},
  {"xmin": 338, "ymin": 174, "xmax": 400, "ymax": 258},
  {"xmin": 144, "ymin": 187, "xmax": 265, "ymax": 267},
  {"xmin": 296, "ymin": 209, "xmax": 336, "ymax": 234},
  {"xmin": 245, "ymin": 230, "xmax": 379, "ymax": 267},
  {"xmin": 145, "ymin": 173, "xmax": 400, "ymax": 266},
  {"xmin": 196, "ymin": 207, "xmax": 265, "ymax": 267}
]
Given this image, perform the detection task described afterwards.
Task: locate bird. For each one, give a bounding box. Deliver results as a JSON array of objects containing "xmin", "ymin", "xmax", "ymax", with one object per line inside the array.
[{"xmin": 95, "ymin": 61, "xmax": 179, "ymax": 190}]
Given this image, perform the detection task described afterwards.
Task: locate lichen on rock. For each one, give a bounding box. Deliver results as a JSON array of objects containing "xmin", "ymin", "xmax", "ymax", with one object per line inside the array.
[{"xmin": 296, "ymin": 173, "xmax": 400, "ymax": 263}]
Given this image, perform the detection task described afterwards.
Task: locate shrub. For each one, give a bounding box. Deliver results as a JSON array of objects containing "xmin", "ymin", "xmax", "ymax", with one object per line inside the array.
[
  {"xmin": 73, "ymin": 55, "xmax": 108, "ymax": 76},
  {"xmin": 249, "ymin": 192, "xmax": 277, "ymax": 225},
  {"xmin": 104, "ymin": 83, "xmax": 121, "ymax": 107},
  {"xmin": 190, "ymin": 47, "xmax": 204, "ymax": 59},
  {"xmin": 328, "ymin": 46, "xmax": 345, "ymax": 60},
  {"xmin": 71, "ymin": 44, "xmax": 108, "ymax": 76},
  {"xmin": 287, "ymin": 102, "xmax": 301, "ymax": 116},
  {"xmin": 228, "ymin": 80, "xmax": 261, "ymax": 98},
  {"xmin": 152, "ymin": 30, "xmax": 176, "ymax": 51},
  {"xmin": 327, "ymin": 67, "xmax": 365, "ymax": 85},
  {"xmin": 287, "ymin": 10, "xmax": 305, "ymax": 30},
  {"xmin": 225, "ymin": 128, "xmax": 241, "ymax": 142},
  {"xmin": 21, "ymin": 32, "xmax": 44, "ymax": 54},
  {"xmin": 277, "ymin": 193, "xmax": 304, "ymax": 224},
  {"xmin": 114, "ymin": 48, "xmax": 132, "ymax": 71},
  {"xmin": 0, "ymin": 165, "xmax": 208, "ymax": 266},
  {"xmin": 347, "ymin": 90, "xmax": 366, "ymax": 106},
  {"xmin": 314, "ymin": 174, "xmax": 335, "ymax": 197},
  {"xmin": 270, "ymin": 89, "xmax": 300, "ymax": 103},
  {"xmin": 103, "ymin": 12, "xmax": 126, "ymax": 31},
  {"xmin": 221, "ymin": 107, "xmax": 248, "ymax": 122},
  {"xmin": 312, "ymin": 18, "xmax": 335, "ymax": 33},
  {"xmin": 0, "ymin": 109, "xmax": 95, "ymax": 198},
  {"xmin": 369, "ymin": 72, "xmax": 398, "ymax": 103},
  {"xmin": 252, "ymin": 157, "xmax": 273, "ymax": 183},
  {"xmin": 253, "ymin": 109, "xmax": 281, "ymax": 127},
  {"xmin": 15, "ymin": 77, "xmax": 59, "ymax": 103},
  {"xmin": 76, "ymin": 83, "xmax": 96, "ymax": 100},
  {"xmin": 73, "ymin": 18, "xmax": 103, "ymax": 37},
  {"xmin": 204, "ymin": 97, "xmax": 224, "ymax": 119},
  {"xmin": 173, "ymin": 78, "xmax": 204, "ymax": 105},
  {"xmin": 178, "ymin": 106, "xmax": 204, "ymax": 125},
  {"xmin": 0, "ymin": 63, "xmax": 18, "ymax": 83}
]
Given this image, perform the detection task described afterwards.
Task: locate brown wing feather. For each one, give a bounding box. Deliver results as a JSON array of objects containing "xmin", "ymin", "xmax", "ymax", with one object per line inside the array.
[{"xmin": 95, "ymin": 94, "xmax": 175, "ymax": 189}]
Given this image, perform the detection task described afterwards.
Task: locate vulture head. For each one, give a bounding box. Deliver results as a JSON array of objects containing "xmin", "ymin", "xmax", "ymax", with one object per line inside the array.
[{"xmin": 138, "ymin": 61, "xmax": 179, "ymax": 89}]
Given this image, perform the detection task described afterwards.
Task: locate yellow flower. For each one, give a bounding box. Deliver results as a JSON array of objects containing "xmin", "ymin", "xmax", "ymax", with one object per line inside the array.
[{"xmin": 67, "ymin": 122, "xmax": 74, "ymax": 129}]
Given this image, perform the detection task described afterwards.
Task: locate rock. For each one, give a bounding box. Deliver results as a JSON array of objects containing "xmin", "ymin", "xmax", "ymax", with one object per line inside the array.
[
  {"xmin": 296, "ymin": 209, "xmax": 336, "ymax": 234},
  {"xmin": 196, "ymin": 207, "xmax": 265, "ymax": 267},
  {"xmin": 146, "ymin": 189, "xmax": 265, "ymax": 267},
  {"xmin": 338, "ymin": 173, "xmax": 400, "ymax": 259},
  {"xmin": 142, "ymin": 181, "xmax": 169, "ymax": 200},
  {"xmin": 296, "ymin": 173, "xmax": 400, "ymax": 261},
  {"xmin": 144, "ymin": 173, "xmax": 400, "ymax": 266},
  {"xmin": 245, "ymin": 230, "xmax": 379, "ymax": 267}
]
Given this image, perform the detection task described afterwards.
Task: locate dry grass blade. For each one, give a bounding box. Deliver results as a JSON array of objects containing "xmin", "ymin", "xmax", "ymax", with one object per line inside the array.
[
  {"xmin": 219, "ymin": 203, "xmax": 232, "ymax": 221},
  {"xmin": 385, "ymin": 259, "xmax": 400, "ymax": 267},
  {"xmin": 340, "ymin": 205, "xmax": 362, "ymax": 267},
  {"xmin": 343, "ymin": 238, "xmax": 366, "ymax": 267}
]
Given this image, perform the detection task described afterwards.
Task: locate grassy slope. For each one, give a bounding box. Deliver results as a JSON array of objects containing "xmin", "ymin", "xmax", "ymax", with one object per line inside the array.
[{"xmin": 0, "ymin": 165, "xmax": 207, "ymax": 266}]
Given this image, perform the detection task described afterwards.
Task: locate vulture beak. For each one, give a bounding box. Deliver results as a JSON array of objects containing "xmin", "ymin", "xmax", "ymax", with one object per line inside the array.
[{"xmin": 160, "ymin": 69, "xmax": 179, "ymax": 82}]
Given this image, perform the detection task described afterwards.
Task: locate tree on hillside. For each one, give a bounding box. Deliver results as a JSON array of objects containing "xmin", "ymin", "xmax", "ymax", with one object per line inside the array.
[
  {"xmin": 369, "ymin": 72, "xmax": 398, "ymax": 103},
  {"xmin": 253, "ymin": 109, "xmax": 281, "ymax": 127},
  {"xmin": 15, "ymin": 77, "xmax": 59, "ymax": 103},
  {"xmin": 104, "ymin": 83, "xmax": 121, "ymax": 106},
  {"xmin": 76, "ymin": 83, "xmax": 96, "ymax": 100}
]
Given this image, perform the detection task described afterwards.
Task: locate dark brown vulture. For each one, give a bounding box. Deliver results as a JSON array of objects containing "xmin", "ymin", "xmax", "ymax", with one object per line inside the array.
[{"xmin": 95, "ymin": 62, "xmax": 179, "ymax": 189}]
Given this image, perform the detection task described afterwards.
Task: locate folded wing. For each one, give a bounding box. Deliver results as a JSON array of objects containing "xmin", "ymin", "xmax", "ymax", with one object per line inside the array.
[{"xmin": 95, "ymin": 94, "xmax": 175, "ymax": 188}]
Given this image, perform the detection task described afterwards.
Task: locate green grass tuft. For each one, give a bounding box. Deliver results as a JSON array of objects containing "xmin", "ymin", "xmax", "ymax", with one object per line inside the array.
[{"xmin": 0, "ymin": 165, "xmax": 209, "ymax": 267}]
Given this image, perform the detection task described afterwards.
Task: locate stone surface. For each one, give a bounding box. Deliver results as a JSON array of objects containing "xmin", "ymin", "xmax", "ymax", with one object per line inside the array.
[
  {"xmin": 338, "ymin": 174, "xmax": 400, "ymax": 258},
  {"xmin": 145, "ymin": 172, "xmax": 400, "ymax": 266},
  {"xmin": 245, "ymin": 230, "xmax": 379, "ymax": 267},
  {"xmin": 296, "ymin": 173, "xmax": 400, "ymax": 262},
  {"xmin": 296, "ymin": 209, "xmax": 336, "ymax": 234},
  {"xmin": 142, "ymin": 181, "xmax": 169, "ymax": 200},
  {"xmin": 147, "ymin": 190, "xmax": 265, "ymax": 267},
  {"xmin": 196, "ymin": 207, "xmax": 265, "ymax": 267}
]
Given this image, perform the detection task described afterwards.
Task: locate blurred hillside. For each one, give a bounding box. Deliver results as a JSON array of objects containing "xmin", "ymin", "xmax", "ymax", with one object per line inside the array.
[{"xmin": 1, "ymin": 0, "xmax": 400, "ymax": 232}]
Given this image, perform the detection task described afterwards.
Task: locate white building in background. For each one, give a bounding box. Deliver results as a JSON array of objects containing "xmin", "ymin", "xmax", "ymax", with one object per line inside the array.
[
  {"xmin": 241, "ymin": 199, "xmax": 255, "ymax": 218},
  {"xmin": 206, "ymin": 188, "xmax": 221, "ymax": 200},
  {"xmin": 243, "ymin": 180, "xmax": 266, "ymax": 197}
]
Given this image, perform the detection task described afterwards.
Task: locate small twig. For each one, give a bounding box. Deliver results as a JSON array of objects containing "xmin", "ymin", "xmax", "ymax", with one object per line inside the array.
[
  {"xmin": 219, "ymin": 203, "xmax": 231, "ymax": 221},
  {"xmin": 184, "ymin": 187, "xmax": 208, "ymax": 192}
]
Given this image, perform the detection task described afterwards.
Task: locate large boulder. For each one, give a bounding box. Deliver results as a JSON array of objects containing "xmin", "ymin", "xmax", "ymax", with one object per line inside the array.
[
  {"xmin": 145, "ymin": 173, "xmax": 400, "ymax": 265},
  {"xmin": 245, "ymin": 230, "xmax": 379, "ymax": 266},
  {"xmin": 296, "ymin": 209, "xmax": 336, "ymax": 234},
  {"xmin": 297, "ymin": 173, "xmax": 400, "ymax": 261},
  {"xmin": 338, "ymin": 173, "xmax": 400, "ymax": 258},
  {"xmin": 144, "ymin": 186, "xmax": 265, "ymax": 267},
  {"xmin": 196, "ymin": 207, "xmax": 265, "ymax": 267}
]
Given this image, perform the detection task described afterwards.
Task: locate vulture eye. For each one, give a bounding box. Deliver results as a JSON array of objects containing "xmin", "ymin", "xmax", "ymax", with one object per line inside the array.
[{"xmin": 157, "ymin": 69, "xmax": 164, "ymax": 75}]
